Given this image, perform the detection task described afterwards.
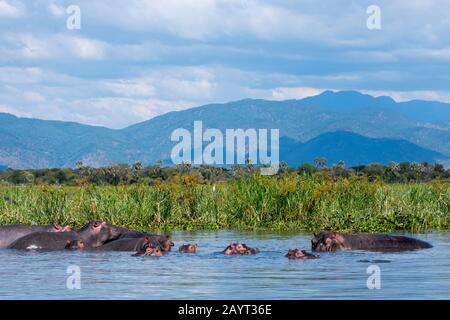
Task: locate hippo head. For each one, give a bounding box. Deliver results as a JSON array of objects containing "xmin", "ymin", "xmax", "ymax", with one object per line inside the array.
[
  {"xmin": 311, "ymin": 231, "xmax": 346, "ymax": 252},
  {"xmin": 223, "ymin": 243, "xmax": 237, "ymax": 255},
  {"xmin": 286, "ymin": 249, "xmax": 307, "ymax": 259},
  {"xmin": 223, "ymin": 243, "xmax": 258, "ymax": 255},
  {"xmin": 158, "ymin": 235, "xmax": 173, "ymax": 252},
  {"xmin": 66, "ymin": 239, "xmax": 84, "ymax": 250},
  {"xmin": 134, "ymin": 245, "xmax": 163, "ymax": 257},
  {"xmin": 178, "ymin": 244, "xmax": 198, "ymax": 253},
  {"xmin": 243, "ymin": 246, "xmax": 259, "ymax": 255},
  {"xmin": 78, "ymin": 221, "xmax": 123, "ymax": 248},
  {"xmin": 235, "ymin": 243, "xmax": 247, "ymax": 254}
]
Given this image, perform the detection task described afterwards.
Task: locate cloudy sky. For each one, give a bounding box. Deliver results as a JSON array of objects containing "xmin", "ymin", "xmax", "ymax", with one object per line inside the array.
[{"xmin": 1, "ymin": 0, "xmax": 450, "ymax": 128}]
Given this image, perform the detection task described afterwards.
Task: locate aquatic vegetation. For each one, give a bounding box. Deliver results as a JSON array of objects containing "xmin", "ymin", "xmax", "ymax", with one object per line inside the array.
[{"xmin": 0, "ymin": 173, "xmax": 448, "ymax": 232}]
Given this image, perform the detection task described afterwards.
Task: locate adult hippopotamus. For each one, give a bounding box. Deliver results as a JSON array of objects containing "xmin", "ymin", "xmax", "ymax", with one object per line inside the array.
[
  {"xmin": 95, "ymin": 236, "xmax": 169, "ymax": 252},
  {"xmin": 179, "ymin": 244, "xmax": 198, "ymax": 253},
  {"xmin": 286, "ymin": 249, "xmax": 319, "ymax": 259},
  {"xmin": 67, "ymin": 234, "xmax": 172, "ymax": 252},
  {"xmin": 115, "ymin": 228, "xmax": 174, "ymax": 249},
  {"xmin": 223, "ymin": 243, "xmax": 260, "ymax": 255},
  {"xmin": 7, "ymin": 221, "xmax": 122, "ymax": 250},
  {"xmin": 0, "ymin": 224, "xmax": 71, "ymax": 249},
  {"xmin": 311, "ymin": 231, "xmax": 433, "ymax": 252}
]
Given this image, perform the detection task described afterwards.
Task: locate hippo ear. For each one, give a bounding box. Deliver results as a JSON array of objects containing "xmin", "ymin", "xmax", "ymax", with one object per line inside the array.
[{"xmin": 143, "ymin": 237, "xmax": 150, "ymax": 244}]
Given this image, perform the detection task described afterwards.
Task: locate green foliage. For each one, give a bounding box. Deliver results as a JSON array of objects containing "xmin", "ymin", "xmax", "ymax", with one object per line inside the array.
[
  {"xmin": 0, "ymin": 173, "xmax": 448, "ymax": 232},
  {"xmin": 1, "ymin": 162, "xmax": 449, "ymax": 186}
]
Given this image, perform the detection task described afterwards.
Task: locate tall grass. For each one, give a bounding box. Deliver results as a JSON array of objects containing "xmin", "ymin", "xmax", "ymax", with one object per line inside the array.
[{"xmin": 0, "ymin": 174, "xmax": 449, "ymax": 232}]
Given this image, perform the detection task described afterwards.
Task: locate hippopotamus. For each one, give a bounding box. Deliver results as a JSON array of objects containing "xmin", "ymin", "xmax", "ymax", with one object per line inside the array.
[
  {"xmin": 7, "ymin": 221, "xmax": 122, "ymax": 250},
  {"xmin": 178, "ymin": 244, "xmax": 198, "ymax": 253},
  {"xmin": 93, "ymin": 236, "xmax": 170, "ymax": 252},
  {"xmin": 286, "ymin": 249, "xmax": 319, "ymax": 259},
  {"xmin": 66, "ymin": 239, "xmax": 85, "ymax": 250},
  {"xmin": 133, "ymin": 244, "xmax": 163, "ymax": 257},
  {"xmin": 0, "ymin": 224, "xmax": 71, "ymax": 249},
  {"xmin": 223, "ymin": 243, "xmax": 260, "ymax": 255},
  {"xmin": 311, "ymin": 231, "xmax": 433, "ymax": 252},
  {"xmin": 113, "ymin": 228, "xmax": 174, "ymax": 250}
]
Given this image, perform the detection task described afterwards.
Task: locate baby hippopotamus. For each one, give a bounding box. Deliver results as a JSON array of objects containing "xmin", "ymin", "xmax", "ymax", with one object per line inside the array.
[
  {"xmin": 179, "ymin": 244, "xmax": 198, "ymax": 253},
  {"xmin": 223, "ymin": 243, "xmax": 260, "ymax": 255},
  {"xmin": 311, "ymin": 231, "xmax": 433, "ymax": 252},
  {"xmin": 286, "ymin": 249, "xmax": 319, "ymax": 259},
  {"xmin": 133, "ymin": 245, "xmax": 163, "ymax": 257}
]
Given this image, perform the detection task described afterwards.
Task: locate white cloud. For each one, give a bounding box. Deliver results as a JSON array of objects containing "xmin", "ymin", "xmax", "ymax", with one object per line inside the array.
[
  {"xmin": 105, "ymin": 79, "xmax": 156, "ymax": 98},
  {"xmin": 23, "ymin": 91, "xmax": 46, "ymax": 103},
  {"xmin": 363, "ymin": 90, "xmax": 450, "ymax": 104},
  {"xmin": 0, "ymin": 0, "xmax": 450, "ymax": 128},
  {"xmin": 1, "ymin": 33, "xmax": 106, "ymax": 60},
  {"xmin": 269, "ymin": 87, "xmax": 325, "ymax": 100},
  {"xmin": 0, "ymin": 0, "xmax": 24, "ymax": 17},
  {"xmin": 0, "ymin": 67, "xmax": 44, "ymax": 83},
  {"xmin": 47, "ymin": 2, "xmax": 65, "ymax": 17},
  {"xmin": 70, "ymin": 36, "xmax": 105, "ymax": 59},
  {"xmin": 86, "ymin": 0, "xmax": 332, "ymax": 42}
]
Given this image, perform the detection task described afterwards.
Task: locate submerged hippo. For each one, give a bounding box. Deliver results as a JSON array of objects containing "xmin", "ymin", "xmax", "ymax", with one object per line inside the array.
[
  {"xmin": 311, "ymin": 231, "xmax": 433, "ymax": 252},
  {"xmin": 178, "ymin": 244, "xmax": 198, "ymax": 253},
  {"xmin": 66, "ymin": 239, "xmax": 85, "ymax": 250},
  {"xmin": 114, "ymin": 228, "xmax": 174, "ymax": 250},
  {"xmin": 133, "ymin": 244, "xmax": 163, "ymax": 257},
  {"xmin": 7, "ymin": 221, "xmax": 122, "ymax": 250},
  {"xmin": 0, "ymin": 224, "xmax": 71, "ymax": 249},
  {"xmin": 93, "ymin": 235, "xmax": 171, "ymax": 252},
  {"xmin": 223, "ymin": 243, "xmax": 260, "ymax": 255},
  {"xmin": 286, "ymin": 249, "xmax": 319, "ymax": 260}
]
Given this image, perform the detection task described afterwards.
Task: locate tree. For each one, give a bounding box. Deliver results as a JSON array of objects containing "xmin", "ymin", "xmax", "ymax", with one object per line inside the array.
[
  {"xmin": 298, "ymin": 163, "xmax": 316, "ymax": 175},
  {"xmin": 314, "ymin": 157, "xmax": 327, "ymax": 169}
]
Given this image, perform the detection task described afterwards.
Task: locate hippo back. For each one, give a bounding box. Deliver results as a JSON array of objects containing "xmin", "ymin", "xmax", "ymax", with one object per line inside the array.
[
  {"xmin": 342, "ymin": 233, "xmax": 432, "ymax": 251},
  {"xmin": 0, "ymin": 224, "xmax": 57, "ymax": 249},
  {"xmin": 7, "ymin": 231, "xmax": 79, "ymax": 250}
]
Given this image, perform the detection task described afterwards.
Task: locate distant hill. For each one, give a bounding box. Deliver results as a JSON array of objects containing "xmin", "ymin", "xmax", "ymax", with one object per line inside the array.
[
  {"xmin": 279, "ymin": 131, "xmax": 446, "ymax": 167},
  {"xmin": 1, "ymin": 90, "xmax": 450, "ymax": 169}
]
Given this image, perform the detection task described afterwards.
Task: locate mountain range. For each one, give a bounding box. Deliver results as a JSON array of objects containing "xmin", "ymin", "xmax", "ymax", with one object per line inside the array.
[{"xmin": 1, "ymin": 90, "xmax": 449, "ymax": 169}]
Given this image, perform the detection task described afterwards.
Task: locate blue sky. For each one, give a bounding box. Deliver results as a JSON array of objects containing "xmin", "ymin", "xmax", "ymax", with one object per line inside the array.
[{"xmin": 1, "ymin": 0, "xmax": 450, "ymax": 128}]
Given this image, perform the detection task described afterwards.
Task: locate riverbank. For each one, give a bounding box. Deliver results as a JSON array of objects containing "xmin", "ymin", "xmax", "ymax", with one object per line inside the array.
[{"xmin": 0, "ymin": 174, "xmax": 449, "ymax": 232}]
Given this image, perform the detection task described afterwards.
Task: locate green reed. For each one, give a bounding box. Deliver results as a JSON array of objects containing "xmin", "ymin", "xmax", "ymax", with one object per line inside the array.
[{"xmin": 0, "ymin": 174, "xmax": 449, "ymax": 232}]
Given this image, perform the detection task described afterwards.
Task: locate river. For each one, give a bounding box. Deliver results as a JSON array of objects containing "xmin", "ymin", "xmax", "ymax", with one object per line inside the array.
[{"xmin": 0, "ymin": 231, "xmax": 448, "ymax": 299}]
